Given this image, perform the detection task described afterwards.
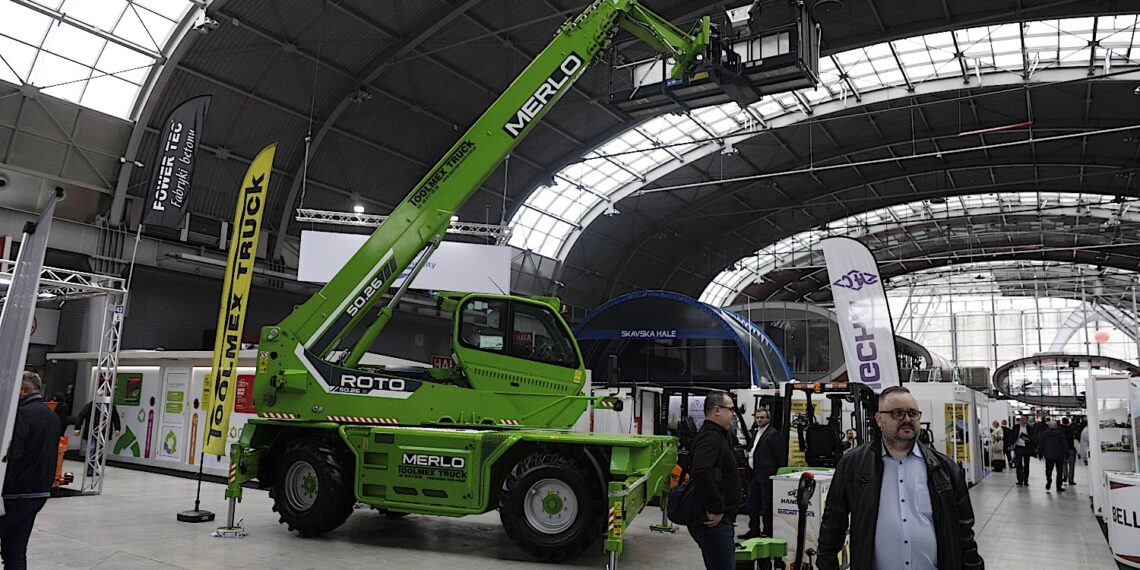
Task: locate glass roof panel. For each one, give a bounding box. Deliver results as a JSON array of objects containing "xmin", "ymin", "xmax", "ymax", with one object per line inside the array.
[
  {"xmin": 510, "ymin": 14, "xmax": 1140, "ymax": 260},
  {"xmin": 0, "ymin": 0, "xmax": 195, "ymax": 119}
]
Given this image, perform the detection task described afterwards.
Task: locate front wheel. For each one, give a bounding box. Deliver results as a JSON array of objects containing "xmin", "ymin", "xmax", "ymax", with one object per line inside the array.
[
  {"xmin": 499, "ymin": 450, "xmax": 603, "ymax": 562},
  {"xmin": 269, "ymin": 437, "xmax": 355, "ymax": 536}
]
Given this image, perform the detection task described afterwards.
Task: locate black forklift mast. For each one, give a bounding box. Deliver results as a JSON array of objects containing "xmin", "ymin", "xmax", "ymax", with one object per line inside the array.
[{"xmin": 782, "ymin": 381, "xmax": 879, "ymax": 467}]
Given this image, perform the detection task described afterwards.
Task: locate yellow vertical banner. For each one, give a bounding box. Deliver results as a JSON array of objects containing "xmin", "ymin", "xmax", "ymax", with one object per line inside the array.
[
  {"xmin": 202, "ymin": 143, "xmax": 276, "ymax": 456},
  {"xmin": 944, "ymin": 403, "xmax": 969, "ymax": 463}
]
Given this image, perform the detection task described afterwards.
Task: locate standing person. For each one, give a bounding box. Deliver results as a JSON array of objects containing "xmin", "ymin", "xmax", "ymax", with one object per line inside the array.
[
  {"xmin": 686, "ymin": 391, "xmax": 742, "ymax": 570},
  {"xmin": 840, "ymin": 429, "xmax": 857, "ymax": 451},
  {"xmin": 1, "ymin": 372, "xmax": 62, "ymax": 569},
  {"xmin": 1012, "ymin": 416, "xmax": 1035, "ymax": 486},
  {"xmin": 816, "ymin": 386, "xmax": 984, "ymax": 570},
  {"xmin": 1061, "ymin": 417, "xmax": 1077, "ymax": 486},
  {"xmin": 1079, "ymin": 421, "xmax": 1090, "ymax": 465},
  {"xmin": 1033, "ymin": 416, "xmax": 1048, "ymax": 459},
  {"xmin": 989, "ymin": 421, "xmax": 1004, "ymax": 471},
  {"xmin": 1000, "ymin": 419, "xmax": 1014, "ymax": 466},
  {"xmin": 740, "ymin": 408, "xmax": 783, "ymax": 540},
  {"xmin": 1039, "ymin": 420, "xmax": 1067, "ymax": 492}
]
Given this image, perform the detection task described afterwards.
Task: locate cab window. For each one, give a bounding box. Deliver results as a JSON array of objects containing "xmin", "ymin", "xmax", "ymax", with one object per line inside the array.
[
  {"xmin": 510, "ymin": 302, "xmax": 577, "ymax": 368},
  {"xmin": 459, "ymin": 299, "xmax": 507, "ymax": 352}
]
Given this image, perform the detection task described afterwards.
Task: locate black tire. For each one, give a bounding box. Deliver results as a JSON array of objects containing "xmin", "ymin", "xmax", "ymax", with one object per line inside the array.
[
  {"xmin": 499, "ymin": 450, "xmax": 604, "ymax": 562},
  {"xmin": 269, "ymin": 437, "xmax": 355, "ymax": 536}
]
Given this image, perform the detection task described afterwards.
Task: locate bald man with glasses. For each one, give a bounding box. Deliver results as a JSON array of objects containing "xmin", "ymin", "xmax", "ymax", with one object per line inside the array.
[{"xmin": 817, "ymin": 386, "xmax": 983, "ymax": 570}]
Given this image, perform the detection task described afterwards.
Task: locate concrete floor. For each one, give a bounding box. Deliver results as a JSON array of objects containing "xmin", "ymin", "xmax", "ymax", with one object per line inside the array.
[{"xmin": 25, "ymin": 457, "xmax": 1117, "ymax": 569}]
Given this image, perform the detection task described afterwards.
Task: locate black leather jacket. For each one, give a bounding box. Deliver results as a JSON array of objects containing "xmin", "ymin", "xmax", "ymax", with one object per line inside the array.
[
  {"xmin": 3, "ymin": 394, "xmax": 61, "ymax": 497},
  {"xmin": 817, "ymin": 440, "xmax": 984, "ymax": 570},
  {"xmin": 689, "ymin": 420, "xmax": 741, "ymax": 518}
]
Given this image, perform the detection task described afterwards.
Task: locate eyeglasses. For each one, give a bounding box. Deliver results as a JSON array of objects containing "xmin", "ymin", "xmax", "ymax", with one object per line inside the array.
[
  {"xmin": 717, "ymin": 404, "xmax": 736, "ymax": 412},
  {"xmin": 883, "ymin": 408, "xmax": 922, "ymax": 420}
]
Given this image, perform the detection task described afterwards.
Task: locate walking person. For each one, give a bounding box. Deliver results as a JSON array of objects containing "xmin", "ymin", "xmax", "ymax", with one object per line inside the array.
[
  {"xmin": 1039, "ymin": 420, "xmax": 1067, "ymax": 492},
  {"xmin": 1061, "ymin": 417, "xmax": 1077, "ymax": 485},
  {"xmin": 1033, "ymin": 416, "xmax": 1048, "ymax": 459},
  {"xmin": 74, "ymin": 393, "xmax": 121, "ymax": 475},
  {"xmin": 686, "ymin": 391, "xmax": 742, "ymax": 570},
  {"xmin": 1012, "ymin": 416, "xmax": 1035, "ymax": 487},
  {"xmin": 816, "ymin": 386, "xmax": 984, "ymax": 570},
  {"xmin": 1, "ymin": 372, "xmax": 62, "ymax": 569},
  {"xmin": 741, "ymin": 408, "xmax": 783, "ymax": 540}
]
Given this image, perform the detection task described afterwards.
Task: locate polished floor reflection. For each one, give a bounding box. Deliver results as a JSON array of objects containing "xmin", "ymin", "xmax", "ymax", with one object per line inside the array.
[{"xmin": 26, "ymin": 458, "xmax": 1117, "ymax": 569}]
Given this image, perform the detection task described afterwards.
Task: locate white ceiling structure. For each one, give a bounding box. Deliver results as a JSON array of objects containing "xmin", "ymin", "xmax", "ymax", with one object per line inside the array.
[{"xmin": 509, "ymin": 14, "xmax": 1140, "ymax": 297}]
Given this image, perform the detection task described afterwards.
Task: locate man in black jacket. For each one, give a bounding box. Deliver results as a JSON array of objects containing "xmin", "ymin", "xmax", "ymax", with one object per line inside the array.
[
  {"xmin": 686, "ymin": 391, "xmax": 742, "ymax": 570},
  {"xmin": 1060, "ymin": 417, "xmax": 1077, "ymax": 485},
  {"xmin": 1, "ymin": 372, "xmax": 62, "ymax": 569},
  {"xmin": 741, "ymin": 407, "xmax": 783, "ymax": 540},
  {"xmin": 1011, "ymin": 415, "xmax": 1035, "ymax": 486},
  {"xmin": 1039, "ymin": 420, "xmax": 1067, "ymax": 492},
  {"xmin": 817, "ymin": 386, "xmax": 983, "ymax": 570},
  {"xmin": 1000, "ymin": 419, "xmax": 1014, "ymax": 466}
]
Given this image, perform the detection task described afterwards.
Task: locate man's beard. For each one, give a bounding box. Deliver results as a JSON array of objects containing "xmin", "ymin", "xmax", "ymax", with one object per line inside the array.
[{"xmin": 885, "ymin": 424, "xmax": 918, "ymax": 447}]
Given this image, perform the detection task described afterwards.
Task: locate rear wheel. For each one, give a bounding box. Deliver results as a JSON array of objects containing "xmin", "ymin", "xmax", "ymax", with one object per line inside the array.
[
  {"xmin": 499, "ymin": 450, "xmax": 603, "ymax": 562},
  {"xmin": 270, "ymin": 437, "xmax": 355, "ymax": 536}
]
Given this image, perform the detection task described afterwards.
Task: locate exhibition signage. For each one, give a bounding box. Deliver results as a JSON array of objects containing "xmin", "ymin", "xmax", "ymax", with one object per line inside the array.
[
  {"xmin": 820, "ymin": 237, "xmax": 900, "ymax": 392},
  {"xmin": 202, "ymin": 143, "xmax": 275, "ymax": 456},
  {"xmin": 297, "ymin": 231, "xmax": 511, "ymax": 294},
  {"xmin": 944, "ymin": 403, "xmax": 970, "ymax": 463},
  {"xmin": 141, "ymin": 95, "xmax": 211, "ymax": 228},
  {"xmin": 1107, "ymin": 471, "xmax": 1140, "ymax": 568}
]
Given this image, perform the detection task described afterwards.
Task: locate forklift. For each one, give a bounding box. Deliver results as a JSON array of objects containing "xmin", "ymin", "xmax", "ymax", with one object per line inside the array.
[{"xmin": 782, "ymin": 382, "xmax": 878, "ymax": 467}]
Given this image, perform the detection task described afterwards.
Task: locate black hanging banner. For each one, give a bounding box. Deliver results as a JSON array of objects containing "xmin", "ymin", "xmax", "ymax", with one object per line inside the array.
[{"xmin": 141, "ymin": 95, "xmax": 211, "ymax": 228}]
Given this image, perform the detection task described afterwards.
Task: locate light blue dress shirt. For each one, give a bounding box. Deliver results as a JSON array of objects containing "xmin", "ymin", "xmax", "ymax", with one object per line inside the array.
[{"xmin": 875, "ymin": 444, "xmax": 938, "ymax": 570}]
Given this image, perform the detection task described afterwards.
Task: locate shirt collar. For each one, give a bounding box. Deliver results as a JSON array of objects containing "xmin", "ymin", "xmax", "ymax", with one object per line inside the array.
[
  {"xmin": 19, "ymin": 393, "xmax": 43, "ymax": 404},
  {"xmin": 880, "ymin": 441, "xmax": 923, "ymax": 459}
]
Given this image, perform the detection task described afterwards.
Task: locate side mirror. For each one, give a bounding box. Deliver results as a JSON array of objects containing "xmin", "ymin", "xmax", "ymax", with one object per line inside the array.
[{"xmin": 606, "ymin": 354, "xmax": 620, "ymax": 384}]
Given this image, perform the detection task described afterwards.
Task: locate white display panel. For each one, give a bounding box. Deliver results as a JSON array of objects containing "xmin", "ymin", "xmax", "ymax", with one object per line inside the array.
[
  {"xmin": 1088, "ymin": 375, "xmax": 1133, "ymax": 518},
  {"xmin": 93, "ymin": 366, "xmax": 162, "ymax": 463},
  {"xmin": 188, "ymin": 366, "xmax": 257, "ymax": 475},
  {"xmin": 156, "ymin": 367, "xmax": 190, "ymax": 463},
  {"xmin": 298, "ymin": 230, "xmax": 511, "ymax": 294}
]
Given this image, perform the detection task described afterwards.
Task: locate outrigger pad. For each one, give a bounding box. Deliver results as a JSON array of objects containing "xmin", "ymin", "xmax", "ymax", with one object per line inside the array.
[{"xmin": 734, "ymin": 537, "xmax": 788, "ymax": 560}]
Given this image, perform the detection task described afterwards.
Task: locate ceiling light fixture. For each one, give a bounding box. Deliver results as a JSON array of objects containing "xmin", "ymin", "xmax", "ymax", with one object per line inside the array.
[{"xmin": 353, "ymin": 205, "xmax": 364, "ymax": 214}]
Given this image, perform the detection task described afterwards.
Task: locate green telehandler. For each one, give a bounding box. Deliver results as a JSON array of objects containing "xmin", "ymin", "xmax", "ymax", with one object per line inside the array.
[{"xmin": 224, "ymin": 1, "xmax": 743, "ymax": 565}]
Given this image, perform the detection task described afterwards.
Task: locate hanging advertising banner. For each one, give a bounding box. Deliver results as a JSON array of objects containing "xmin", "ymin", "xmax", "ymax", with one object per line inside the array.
[
  {"xmin": 820, "ymin": 237, "xmax": 900, "ymax": 392},
  {"xmin": 202, "ymin": 143, "xmax": 275, "ymax": 456},
  {"xmin": 141, "ymin": 95, "xmax": 211, "ymax": 228}
]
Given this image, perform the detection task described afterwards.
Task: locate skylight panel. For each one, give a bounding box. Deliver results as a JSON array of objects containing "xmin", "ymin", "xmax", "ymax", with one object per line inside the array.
[
  {"xmin": 80, "ymin": 74, "xmax": 135, "ymax": 117},
  {"xmin": 45, "ymin": 24, "xmax": 104, "ymax": 67},
  {"xmin": 0, "ymin": 35, "xmax": 36, "ymax": 82},
  {"xmin": 0, "ymin": 2, "xmax": 51, "ymax": 45},
  {"xmin": 115, "ymin": 5, "xmax": 174, "ymax": 51},
  {"xmin": 96, "ymin": 41, "xmax": 151, "ymax": 83},
  {"xmin": 590, "ymin": 176, "xmax": 622, "ymax": 195},
  {"xmin": 533, "ymin": 214, "xmax": 557, "ymax": 235},
  {"xmin": 130, "ymin": 0, "xmax": 185, "ymax": 19},
  {"xmin": 31, "ymin": 52, "xmax": 88, "ymax": 99},
  {"xmin": 529, "ymin": 187, "xmax": 558, "ymax": 210},
  {"xmin": 61, "ymin": 0, "xmax": 125, "ymax": 32},
  {"xmin": 752, "ymin": 99, "xmax": 783, "ymax": 117}
]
